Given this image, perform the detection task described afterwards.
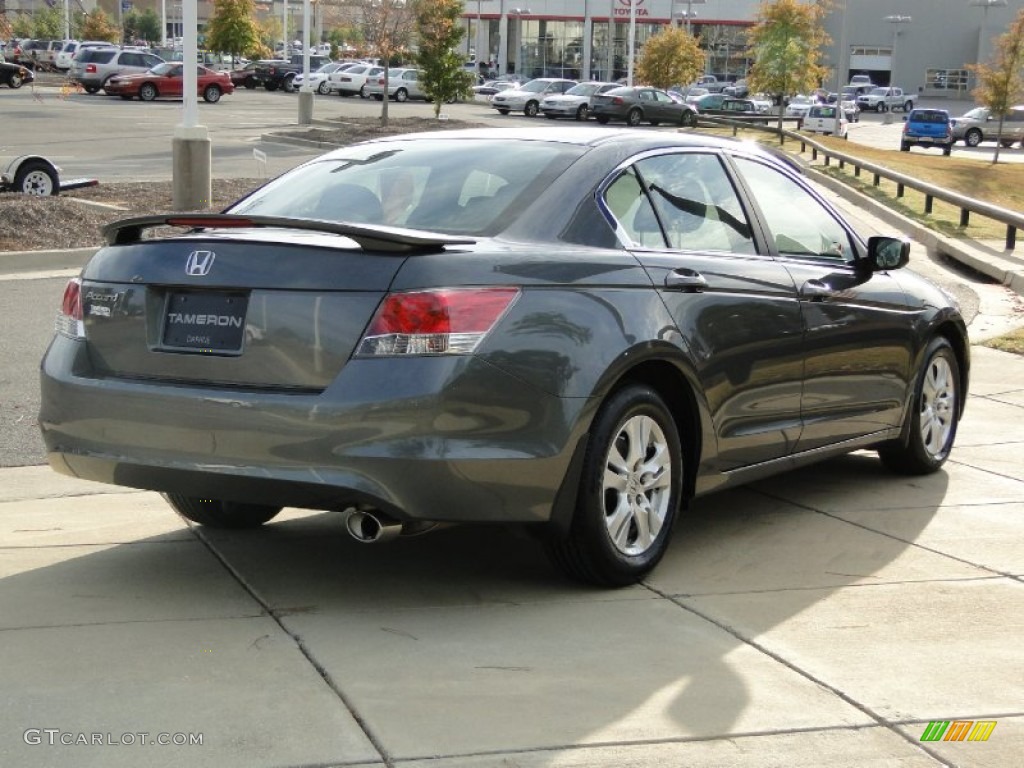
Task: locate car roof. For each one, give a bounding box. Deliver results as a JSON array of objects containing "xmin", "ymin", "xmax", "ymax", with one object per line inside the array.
[{"xmin": 325, "ymin": 127, "xmax": 776, "ymax": 157}]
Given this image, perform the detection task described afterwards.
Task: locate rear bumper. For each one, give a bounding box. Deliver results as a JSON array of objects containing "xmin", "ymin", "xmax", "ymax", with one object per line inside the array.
[{"xmin": 39, "ymin": 335, "xmax": 587, "ymax": 525}]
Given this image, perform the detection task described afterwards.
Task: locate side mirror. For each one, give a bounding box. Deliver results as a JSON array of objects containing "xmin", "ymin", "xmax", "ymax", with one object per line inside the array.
[{"xmin": 866, "ymin": 236, "xmax": 910, "ymax": 271}]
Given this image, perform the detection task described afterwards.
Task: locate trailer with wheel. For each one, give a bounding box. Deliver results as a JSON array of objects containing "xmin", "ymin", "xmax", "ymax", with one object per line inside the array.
[{"xmin": 1, "ymin": 155, "xmax": 98, "ymax": 196}]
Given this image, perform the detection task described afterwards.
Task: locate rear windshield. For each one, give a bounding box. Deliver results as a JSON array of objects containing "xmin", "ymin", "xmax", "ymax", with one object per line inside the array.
[
  {"xmin": 911, "ymin": 111, "xmax": 950, "ymax": 123},
  {"xmin": 227, "ymin": 138, "xmax": 584, "ymax": 236},
  {"xmin": 77, "ymin": 49, "xmax": 116, "ymax": 63}
]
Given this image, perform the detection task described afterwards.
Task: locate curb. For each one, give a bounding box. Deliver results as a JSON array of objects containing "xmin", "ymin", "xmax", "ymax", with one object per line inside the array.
[{"xmin": 0, "ymin": 247, "xmax": 97, "ymax": 274}]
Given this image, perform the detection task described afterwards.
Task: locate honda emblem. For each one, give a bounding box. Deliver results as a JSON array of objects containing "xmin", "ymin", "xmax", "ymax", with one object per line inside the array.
[{"xmin": 185, "ymin": 250, "xmax": 216, "ymax": 277}]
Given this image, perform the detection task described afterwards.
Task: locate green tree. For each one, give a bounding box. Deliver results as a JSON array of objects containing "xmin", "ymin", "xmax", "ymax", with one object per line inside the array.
[
  {"xmin": 746, "ymin": 0, "xmax": 832, "ymax": 138},
  {"xmin": 414, "ymin": 0, "xmax": 474, "ymax": 118},
  {"xmin": 635, "ymin": 26, "xmax": 705, "ymax": 90},
  {"xmin": 204, "ymin": 0, "xmax": 262, "ymax": 62},
  {"xmin": 969, "ymin": 8, "xmax": 1024, "ymax": 165},
  {"xmin": 11, "ymin": 12, "xmax": 33, "ymax": 38},
  {"xmin": 30, "ymin": 6, "xmax": 65, "ymax": 39},
  {"xmin": 80, "ymin": 9, "xmax": 121, "ymax": 43}
]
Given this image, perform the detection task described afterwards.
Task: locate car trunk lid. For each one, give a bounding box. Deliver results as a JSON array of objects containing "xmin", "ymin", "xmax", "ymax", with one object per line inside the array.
[{"xmin": 79, "ymin": 217, "xmax": 474, "ymax": 391}]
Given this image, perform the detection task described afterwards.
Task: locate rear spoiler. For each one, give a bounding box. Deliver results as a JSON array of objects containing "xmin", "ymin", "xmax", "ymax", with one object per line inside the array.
[{"xmin": 102, "ymin": 214, "xmax": 476, "ymax": 254}]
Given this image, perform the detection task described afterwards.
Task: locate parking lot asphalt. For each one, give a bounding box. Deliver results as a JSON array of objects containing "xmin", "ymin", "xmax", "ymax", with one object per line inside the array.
[{"xmin": 2, "ymin": 95, "xmax": 1023, "ymax": 768}]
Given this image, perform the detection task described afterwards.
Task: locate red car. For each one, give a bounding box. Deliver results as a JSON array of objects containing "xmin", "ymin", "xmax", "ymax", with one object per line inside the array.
[{"xmin": 103, "ymin": 62, "xmax": 235, "ymax": 103}]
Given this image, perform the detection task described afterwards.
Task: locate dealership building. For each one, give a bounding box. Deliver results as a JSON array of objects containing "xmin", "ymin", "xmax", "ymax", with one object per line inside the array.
[{"xmin": 459, "ymin": 0, "xmax": 1023, "ymax": 95}]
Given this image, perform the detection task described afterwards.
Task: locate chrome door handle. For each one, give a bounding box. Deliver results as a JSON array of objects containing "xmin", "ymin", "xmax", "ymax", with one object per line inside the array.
[
  {"xmin": 801, "ymin": 279, "xmax": 834, "ymax": 300},
  {"xmin": 665, "ymin": 269, "xmax": 707, "ymax": 292}
]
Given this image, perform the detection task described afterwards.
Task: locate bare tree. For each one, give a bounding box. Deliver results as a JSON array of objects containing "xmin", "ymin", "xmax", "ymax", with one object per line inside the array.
[
  {"xmin": 969, "ymin": 7, "xmax": 1024, "ymax": 165},
  {"xmin": 353, "ymin": 0, "xmax": 416, "ymax": 125}
]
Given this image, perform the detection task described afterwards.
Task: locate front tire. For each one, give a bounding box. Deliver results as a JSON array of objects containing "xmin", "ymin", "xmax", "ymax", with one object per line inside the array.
[
  {"xmin": 317, "ymin": 80, "xmax": 330, "ymax": 95},
  {"xmin": 164, "ymin": 494, "xmax": 282, "ymax": 529},
  {"xmin": 524, "ymin": 100, "xmax": 539, "ymax": 117},
  {"xmin": 139, "ymin": 82, "xmax": 158, "ymax": 102},
  {"xmin": 576, "ymin": 104, "xmax": 589, "ymax": 120},
  {"xmin": 546, "ymin": 385, "xmax": 683, "ymax": 586},
  {"xmin": 9, "ymin": 72, "xmax": 23, "ymax": 88},
  {"xmin": 681, "ymin": 109, "xmax": 697, "ymax": 127},
  {"xmin": 965, "ymin": 129, "xmax": 982, "ymax": 147},
  {"xmin": 626, "ymin": 108, "xmax": 642, "ymax": 126},
  {"xmin": 203, "ymin": 85, "xmax": 221, "ymax": 103},
  {"xmin": 878, "ymin": 337, "xmax": 960, "ymax": 475}
]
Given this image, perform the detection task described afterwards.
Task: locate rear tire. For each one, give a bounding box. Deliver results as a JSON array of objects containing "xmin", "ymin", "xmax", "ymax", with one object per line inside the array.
[
  {"xmin": 878, "ymin": 337, "xmax": 960, "ymax": 475},
  {"xmin": 900, "ymin": 142, "xmax": 910, "ymax": 152},
  {"xmin": 595, "ymin": 115, "xmax": 610, "ymax": 124},
  {"xmin": 546, "ymin": 385, "xmax": 683, "ymax": 587},
  {"xmin": 164, "ymin": 494, "xmax": 282, "ymax": 529}
]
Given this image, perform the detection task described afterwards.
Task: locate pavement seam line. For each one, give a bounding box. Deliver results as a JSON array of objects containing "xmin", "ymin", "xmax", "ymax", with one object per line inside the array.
[
  {"xmin": 186, "ymin": 522, "xmax": 396, "ymax": 768},
  {"xmin": 384, "ymin": 723, "xmax": 926, "ymax": 764},
  {"xmin": 641, "ymin": 583, "xmax": 957, "ymax": 768},
  {"xmin": 750, "ymin": 487, "xmax": 1020, "ymax": 581}
]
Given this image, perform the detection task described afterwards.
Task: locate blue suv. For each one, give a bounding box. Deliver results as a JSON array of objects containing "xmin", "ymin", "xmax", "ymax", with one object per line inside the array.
[{"xmin": 901, "ymin": 108, "xmax": 953, "ymax": 156}]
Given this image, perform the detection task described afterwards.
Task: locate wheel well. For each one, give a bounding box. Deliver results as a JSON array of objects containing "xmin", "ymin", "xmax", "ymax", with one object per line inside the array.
[
  {"xmin": 936, "ymin": 324, "xmax": 970, "ymax": 418},
  {"xmin": 611, "ymin": 360, "xmax": 702, "ymax": 502}
]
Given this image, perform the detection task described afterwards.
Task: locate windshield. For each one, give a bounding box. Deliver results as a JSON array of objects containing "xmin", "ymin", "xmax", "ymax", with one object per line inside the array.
[
  {"xmin": 566, "ymin": 83, "xmax": 602, "ymax": 96},
  {"xmin": 228, "ymin": 138, "xmax": 584, "ymax": 236},
  {"xmin": 521, "ymin": 80, "xmax": 551, "ymax": 93},
  {"xmin": 150, "ymin": 62, "xmax": 177, "ymax": 76}
]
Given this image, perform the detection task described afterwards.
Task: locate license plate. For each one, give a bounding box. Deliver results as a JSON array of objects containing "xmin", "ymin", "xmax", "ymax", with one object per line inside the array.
[
  {"xmin": 919, "ymin": 137, "xmax": 933, "ymax": 142},
  {"xmin": 162, "ymin": 291, "xmax": 248, "ymax": 353}
]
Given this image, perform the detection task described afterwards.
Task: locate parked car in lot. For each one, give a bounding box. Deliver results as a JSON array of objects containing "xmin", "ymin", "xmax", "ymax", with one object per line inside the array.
[
  {"xmin": 229, "ymin": 60, "xmax": 264, "ymax": 89},
  {"xmin": 327, "ymin": 63, "xmax": 384, "ymax": 97},
  {"xmin": 0, "ymin": 56, "xmax": 34, "ymax": 88},
  {"xmin": 102, "ymin": 62, "xmax": 235, "ymax": 103},
  {"xmin": 39, "ymin": 128, "xmax": 969, "ymax": 587},
  {"xmin": 292, "ymin": 61, "xmax": 351, "ymax": 94},
  {"xmin": 802, "ymin": 104, "xmax": 849, "ymax": 138},
  {"xmin": 491, "ymin": 77, "xmax": 577, "ymax": 116},
  {"xmin": 364, "ymin": 67, "xmax": 428, "ymax": 101},
  {"xmin": 694, "ymin": 94, "xmax": 766, "ymax": 120},
  {"xmin": 540, "ymin": 81, "xmax": 618, "ymax": 120},
  {"xmin": 784, "ymin": 94, "xmax": 819, "ymax": 120},
  {"xmin": 472, "ymin": 79, "xmax": 517, "ymax": 101},
  {"xmin": 950, "ymin": 105, "xmax": 1024, "ymax": 148},
  {"xmin": 54, "ymin": 40, "xmax": 117, "ymax": 71},
  {"xmin": 70, "ymin": 47, "xmax": 164, "ymax": 94},
  {"xmin": 591, "ymin": 86, "xmax": 699, "ymax": 126},
  {"xmin": 901, "ymin": 108, "xmax": 954, "ymax": 155}
]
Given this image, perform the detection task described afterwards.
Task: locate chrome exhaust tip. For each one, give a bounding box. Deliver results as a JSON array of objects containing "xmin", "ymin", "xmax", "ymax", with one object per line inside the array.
[{"xmin": 345, "ymin": 509, "xmax": 403, "ymax": 544}]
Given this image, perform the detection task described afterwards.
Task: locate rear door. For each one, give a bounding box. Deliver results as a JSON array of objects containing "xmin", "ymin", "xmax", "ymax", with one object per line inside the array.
[{"xmin": 603, "ymin": 150, "xmax": 805, "ymax": 471}]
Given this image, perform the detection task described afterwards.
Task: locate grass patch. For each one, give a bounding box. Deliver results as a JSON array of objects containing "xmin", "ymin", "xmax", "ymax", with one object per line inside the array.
[{"xmin": 981, "ymin": 327, "xmax": 1024, "ymax": 355}]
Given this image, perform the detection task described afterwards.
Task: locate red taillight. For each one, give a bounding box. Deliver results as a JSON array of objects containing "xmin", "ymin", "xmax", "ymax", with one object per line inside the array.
[
  {"xmin": 55, "ymin": 277, "xmax": 85, "ymax": 339},
  {"xmin": 358, "ymin": 288, "xmax": 519, "ymax": 356},
  {"xmin": 612, "ymin": 97, "xmax": 624, "ymax": 105},
  {"xmin": 85, "ymin": 63, "xmax": 97, "ymax": 73}
]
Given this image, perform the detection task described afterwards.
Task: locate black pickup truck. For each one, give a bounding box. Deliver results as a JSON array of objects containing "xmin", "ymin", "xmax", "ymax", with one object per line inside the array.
[{"xmin": 254, "ymin": 54, "xmax": 332, "ymax": 92}]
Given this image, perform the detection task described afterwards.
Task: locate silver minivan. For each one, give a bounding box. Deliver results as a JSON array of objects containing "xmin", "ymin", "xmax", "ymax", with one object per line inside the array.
[{"xmin": 69, "ymin": 47, "xmax": 164, "ymax": 94}]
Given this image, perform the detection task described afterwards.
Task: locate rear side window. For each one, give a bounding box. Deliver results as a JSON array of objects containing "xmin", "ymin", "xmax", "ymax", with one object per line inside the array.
[
  {"xmin": 81, "ymin": 49, "xmax": 116, "ymax": 64},
  {"xmin": 911, "ymin": 111, "xmax": 950, "ymax": 124}
]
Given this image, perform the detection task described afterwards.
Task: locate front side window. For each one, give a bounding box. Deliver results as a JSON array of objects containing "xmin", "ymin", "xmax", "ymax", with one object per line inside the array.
[{"xmin": 734, "ymin": 157, "xmax": 854, "ymax": 262}]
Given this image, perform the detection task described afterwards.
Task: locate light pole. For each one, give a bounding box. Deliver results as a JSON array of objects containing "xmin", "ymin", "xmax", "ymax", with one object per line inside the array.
[
  {"xmin": 679, "ymin": 0, "xmax": 705, "ymax": 33},
  {"xmin": 884, "ymin": 15, "xmax": 911, "ymax": 87},
  {"xmin": 971, "ymin": 0, "xmax": 1007, "ymax": 64}
]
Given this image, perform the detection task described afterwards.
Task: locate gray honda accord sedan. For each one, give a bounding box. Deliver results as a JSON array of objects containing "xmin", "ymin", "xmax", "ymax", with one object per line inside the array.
[{"xmin": 39, "ymin": 128, "xmax": 968, "ymax": 586}]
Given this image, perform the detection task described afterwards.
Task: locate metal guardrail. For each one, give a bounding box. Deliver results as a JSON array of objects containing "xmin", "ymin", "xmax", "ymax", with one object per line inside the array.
[{"xmin": 698, "ymin": 114, "xmax": 1022, "ymax": 252}]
